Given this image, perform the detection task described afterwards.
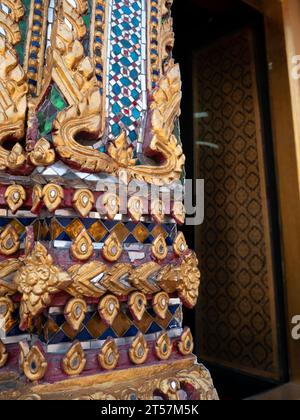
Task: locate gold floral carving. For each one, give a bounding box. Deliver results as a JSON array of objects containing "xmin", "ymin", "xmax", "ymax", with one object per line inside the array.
[
  {"xmin": 0, "ymin": 340, "xmax": 8, "ymax": 368},
  {"xmin": 178, "ymin": 328, "xmax": 194, "ymax": 356},
  {"xmin": 98, "ymin": 338, "xmax": 120, "ymax": 371},
  {"xmin": 29, "ymin": 138, "xmax": 55, "ymax": 167},
  {"xmin": 152, "ymin": 234, "xmax": 168, "ymax": 261},
  {"xmin": 102, "ymin": 233, "xmax": 122, "ymax": 262},
  {"xmin": 173, "ymin": 232, "xmax": 188, "ymax": 256},
  {"xmin": 64, "ymin": 298, "xmax": 87, "ymax": 332},
  {"xmin": 42, "ymin": 184, "xmax": 64, "ymax": 212},
  {"xmin": 128, "ymin": 291, "xmax": 147, "ymax": 322},
  {"xmin": 72, "ymin": 189, "xmax": 94, "ymax": 218},
  {"xmin": 19, "ymin": 342, "xmax": 48, "ymax": 382},
  {"xmin": 98, "ymin": 294, "xmax": 120, "ymax": 326},
  {"xmin": 70, "ymin": 229, "xmax": 94, "ymax": 261},
  {"xmin": 14, "ymin": 243, "xmax": 72, "ymax": 322},
  {"xmin": 62, "ymin": 341, "xmax": 86, "ymax": 376},
  {"xmin": 0, "ymin": 225, "xmax": 20, "ymax": 256},
  {"xmin": 129, "ymin": 333, "xmax": 149, "ymax": 365},
  {"xmin": 153, "ymin": 292, "xmax": 169, "ymax": 320},
  {"xmin": 155, "ymin": 332, "xmax": 172, "ymax": 361},
  {"xmin": 107, "ymin": 133, "xmax": 136, "ymax": 167},
  {"xmin": 5, "ymin": 185, "xmax": 26, "ymax": 213}
]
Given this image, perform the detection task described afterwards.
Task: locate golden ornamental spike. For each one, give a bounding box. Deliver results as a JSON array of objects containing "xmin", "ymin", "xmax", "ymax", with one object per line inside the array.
[
  {"xmin": 171, "ymin": 201, "xmax": 186, "ymax": 225},
  {"xmin": 151, "ymin": 199, "xmax": 165, "ymax": 224},
  {"xmin": 102, "ymin": 233, "xmax": 122, "ymax": 262},
  {"xmin": 151, "ymin": 234, "xmax": 168, "ymax": 261},
  {"xmin": 5, "ymin": 185, "xmax": 26, "ymax": 213},
  {"xmin": 98, "ymin": 338, "xmax": 120, "ymax": 370},
  {"xmin": 173, "ymin": 232, "xmax": 188, "ymax": 256},
  {"xmin": 129, "ymin": 333, "xmax": 149, "ymax": 365},
  {"xmin": 128, "ymin": 292, "xmax": 147, "ymax": 322},
  {"xmin": 64, "ymin": 298, "xmax": 87, "ymax": 332},
  {"xmin": 42, "ymin": 184, "xmax": 64, "ymax": 212},
  {"xmin": 155, "ymin": 332, "xmax": 172, "ymax": 361},
  {"xmin": 178, "ymin": 328, "xmax": 194, "ymax": 356},
  {"xmin": 0, "ymin": 225, "xmax": 20, "ymax": 256},
  {"xmin": 19, "ymin": 342, "xmax": 48, "ymax": 382},
  {"xmin": 153, "ymin": 292, "xmax": 169, "ymax": 320},
  {"xmin": 72, "ymin": 189, "xmax": 94, "ymax": 218},
  {"xmin": 62, "ymin": 341, "xmax": 86, "ymax": 376},
  {"xmin": 70, "ymin": 229, "xmax": 94, "ymax": 261},
  {"xmin": 98, "ymin": 294, "xmax": 120, "ymax": 326}
]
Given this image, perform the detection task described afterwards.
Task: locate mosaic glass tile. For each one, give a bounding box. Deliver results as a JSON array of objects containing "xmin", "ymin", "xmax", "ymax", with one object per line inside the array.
[
  {"xmin": 15, "ymin": 0, "xmax": 31, "ymax": 64},
  {"xmin": 88, "ymin": 220, "xmax": 108, "ymax": 242},
  {"xmin": 106, "ymin": 0, "xmax": 147, "ymax": 142}
]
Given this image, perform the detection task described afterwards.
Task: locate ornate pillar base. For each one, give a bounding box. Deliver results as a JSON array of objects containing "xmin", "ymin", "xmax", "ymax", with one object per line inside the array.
[{"xmin": 0, "ymin": 357, "xmax": 218, "ymax": 400}]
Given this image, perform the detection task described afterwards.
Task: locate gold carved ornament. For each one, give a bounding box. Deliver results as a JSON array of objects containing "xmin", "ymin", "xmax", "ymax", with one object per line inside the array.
[
  {"xmin": 0, "ymin": 259, "xmax": 20, "ymax": 296},
  {"xmin": 172, "ymin": 201, "xmax": 186, "ymax": 225},
  {"xmin": 102, "ymin": 233, "xmax": 122, "ymax": 262},
  {"xmin": 42, "ymin": 184, "xmax": 64, "ymax": 212},
  {"xmin": 19, "ymin": 342, "xmax": 48, "ymax": 382},
  {"xmin": 13, "ymin": 243, "xmax": 72, "ymax": 328},
  {"xmin": 0, "ymin": 225, "xmax": 20, "ymax": 256},
  {"xmin": 173, "ymin": 232, "xmax": 188, "ymax": 256},
  {"xmin": 62, "ymin": 341, "xmax": 86, "ymax": 376},
  {"xmin": 128, "ymin": 291, "xmax": 147, "ymax": 322},
  {"xmin": 178, "ymin": 328, "xmax": 194, "ymax": 356},
  {"xmin": 151, "ymin": 234, "xmax": 168, "ymax": 261},
  {"xmin": 153, "ymin": 291, "xmax": 169, "ymax": 320},
  {"xmin": 98, "ymin": 338, "xmax": 120, "ymax": 371},
  {"xmin": 98, "ymin": 192, "xmax": 120, "ymax": 221},
  {"xmin": 155, "ymin": 332, "xmax": 172, "ymax": 361},
  {"xmin": 64, "ymin": 297, "xmax": 87, "ymax": 332},
  {"xmin": 5, "ymin": 185, "xmax": 26, "ymax": 213},
  {"xmin": 31, "ymin": 185, "xmax": 43, "ymax": 214},
  {"xmin": 127, "ymin": 196, "xmax": 144, "ymax": 223},
  {"xmin": 29, "ymin": 138, "xmax": 55, "ymax": 167},
  {"xmin": 70, "ymin": 228, "xmax": 94, "ymax": 261},
  {"xmin": 0, "ymin": 2, "xmax": 28, "ymax": 171},
  {"xmin": 129, "ymin": 333, "xmax": 149, "ymax": 365},
  {"xmin": 72, "ymin": 189, "xmax": 95, "ymax": 218},
  {"xmin": 0, "ymin": 296, "xmax": 14, "ymax": 331},
  {"xmin": 98, "ymin": 294, "xmax": 120, "ymax": 326}
]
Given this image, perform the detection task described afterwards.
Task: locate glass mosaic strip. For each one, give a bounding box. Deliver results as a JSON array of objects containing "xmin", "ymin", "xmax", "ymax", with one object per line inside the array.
[{"xmin": 106, "ymin": 0, "xmax": 147, "ymax": 144}]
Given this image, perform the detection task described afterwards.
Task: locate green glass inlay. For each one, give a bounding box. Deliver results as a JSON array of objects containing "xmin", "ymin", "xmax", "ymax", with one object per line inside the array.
[
  {"xmin": 83, "ymin": 0, "xmax": 92, "ymax": 28},
  {"xmin": 15, "ymin": 0, "xmax": 31, "ymax": 65},
  {"xmin": 50, "ymin": 86, "xmax": 67, "ymax": 111}
]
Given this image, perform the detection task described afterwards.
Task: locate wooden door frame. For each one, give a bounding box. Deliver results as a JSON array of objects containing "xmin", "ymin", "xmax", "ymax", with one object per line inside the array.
[{"xmin": 241, "ymin": 0, "xmax": 300, "ymax": 382}]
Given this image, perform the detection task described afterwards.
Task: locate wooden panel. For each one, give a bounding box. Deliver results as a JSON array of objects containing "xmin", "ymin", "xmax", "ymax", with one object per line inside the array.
[{"xmin": 193, "ymin": 29, "xmax": 281, "ymax": 379}]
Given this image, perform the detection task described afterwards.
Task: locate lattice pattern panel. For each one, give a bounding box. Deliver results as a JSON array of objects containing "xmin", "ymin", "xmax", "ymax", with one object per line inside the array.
[{"xmin": 193, "ymin": 30, "xmax": 280, "ymax": 379}]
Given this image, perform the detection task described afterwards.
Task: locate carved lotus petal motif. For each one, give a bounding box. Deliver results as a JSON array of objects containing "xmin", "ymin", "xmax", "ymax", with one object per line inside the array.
[
  {"xmin": 72, "ymin": 189, "xmax": 94, "ymax": 217},
  {"xmin": 99, "ymin": 192, "xmax": 120, "ymax": 220},
  {"xmin": 98, "ymin": 294, "xmax": 120, "ymax": 326},
  {"xmin": 31, "ymin": 185, "xmax": 43, "ymax": 214},
  {"xmin": 151, "ymin": 199, "xmax": 166, "ymax": 224},
  {"xmin": 102, "ymin": 233, "xmax": 122, "ymax": 262},
  {"xmin": 107, "ymin": 132, "xmax": 136, "ymax": 167},
  {"xmin": 42, "ymin": 184, "xmax": 64, "ymax": 212},
  {"xmin": 155, "ymin": 332, "xmax": 172, "ymax": 361},
  {"xmin": 153, "ymin": 292, "xmax": 169, "ymax": 320},
  {"xmin": 173, "ymin": 232, "xmax": 188, "ymax": 257},
  {"xmin": 29, "ymin": 138, "xmax": 55, "ymax": 166},
  {"xmin": 172, "ymin": 201, "xmax": 186, "ymax": 225},
  {"xmin": 152, "ymin": 234, "xmax": 168, "ymax": 261},
  {"xmin": 0, "ymin": 225, "xmax": 20, "ymax": 256},
  {"xmin": 0, "ymin": 340, "xmax": 8, "ymax": 368},
  {"xmin": 64, "ymin": 298, "xmax": 87, "ymax": 332},
  {"xmin": 129, "ymin": 333, "xmax": 149, "ymax": 365},
  {"xmin": 5, "ymin": 185, "xmax": 26, "ymax": 213},
  {"xmin": 62, "ymin": 341, "xmax": 86, "ymax": 376},
  {"xmin": 7, "ymin": 144, "xmax": 26, "ymax": 170},
  {"xmin": 19, "ymin": 342, "xmax": 48, "ymax": 382},
  {"xmin": 178, "ymin": 328, "xmax": 194, "ymax": 356},
  {"xmin": 128, "ymin": 291, "xmax": 147, "ymax": 322},
  {"xmin": 98, "ymin": 338, "xmax": 120, "ymax": 370},
  {"xmin": 127, "ymin": 196, "xmax": 144, "ymax": 223},
  {"xmin": 70, "ymin": 229, "xmax": 94, "ymax": 261}
]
